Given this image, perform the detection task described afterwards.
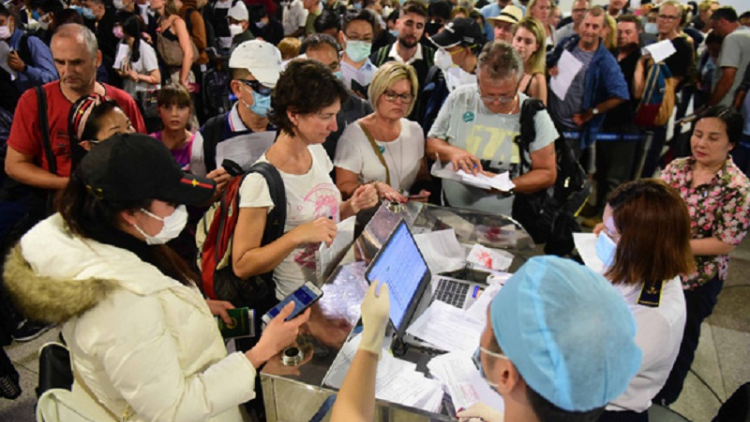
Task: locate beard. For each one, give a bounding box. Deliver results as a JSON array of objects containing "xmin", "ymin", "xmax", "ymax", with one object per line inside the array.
[{"xmin": 398, "ymin": 34, "xmax": 418, "ymax": 48}]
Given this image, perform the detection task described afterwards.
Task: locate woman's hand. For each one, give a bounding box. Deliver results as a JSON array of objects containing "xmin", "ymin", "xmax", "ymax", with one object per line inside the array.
[
  {"xmin": 592, "ymin": 222, "xmax": 605, "ymax": 236},
  {"xmin": 373, "ymin": 181, "xmax": 406, "ymax": 203},
  {"xmin": 246, "ymin": 302, "xmax": 311, "ymax": 368},
  {"xmin": 351, "ymin": 183, "xmax": 381, "ymax": 210},
  {"xmin": 291, "ymin": 217, "xmax": 337, "ymax": 246},
  {"xmin": 206, "ymin": 299, "xmax": 235, "ymax": 325},
  {"xmin": 448, "ymin": 147, "xmax": 482, "ymax": 176},
  {"xmin": 358, "ymin": 281, "xmax": 390, "ymax": 356}
]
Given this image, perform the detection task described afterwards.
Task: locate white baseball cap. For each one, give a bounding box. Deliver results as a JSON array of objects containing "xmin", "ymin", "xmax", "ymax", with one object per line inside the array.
[
  {"xmin": 228, "ymin": 40, "xmax": 283, "ymax": 88},
  {"xmin": 227, "ymin": 1, "xmax": 249, "ymax": 22}
]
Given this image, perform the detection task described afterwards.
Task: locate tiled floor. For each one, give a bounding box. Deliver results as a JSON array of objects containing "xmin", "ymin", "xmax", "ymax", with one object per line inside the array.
[{"xmin": 1, "ymin": 243, "xmax": 748, "ymax": 421}]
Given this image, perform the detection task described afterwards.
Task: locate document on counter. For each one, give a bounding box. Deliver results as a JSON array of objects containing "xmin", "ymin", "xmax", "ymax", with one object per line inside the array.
[
  {"xmin": 431, "ymin": 160, "xmax": 516, "ymax": 192},
  {"xmin": 316, "ymin": 216, "xmax": 355, "ymax": 283},
  {"xmin": 573, "ymin": 233, "xmax": 605, "ymax": 274},
  {"xmin": 414, "ymin": 229, "xmax": 466, "ymax": 275},
  {"xmin": 464, "ymin": 282, "xmax": 503, "ymax": 324},
  {"xmin": 642, "ymin": 39, "xmax": 677, "ymax": 63},
  {"xmin": 428, "ymin": 351, "xmax": 505, "ymax": 412},
  {"xmin": 214, "ymin": 131, "xmax": 276, "ymax": 171},
  {"xmin": 406, "ymin": 301, "xmax": 484, "ymax": 354},
  {"xmin": 323, "ymin": 334, "xmax": 443, "ymax": 412},
  {"xmin": 466, "ymin": 244, "xmax": 513, "ymax": 272},
  {"xmin": 113, "ymin": 43, "xmax": 130, "ymax": 69},
  {"xmin": 550, "ymin": 50, "xmax": 583, "ymax": 100}
]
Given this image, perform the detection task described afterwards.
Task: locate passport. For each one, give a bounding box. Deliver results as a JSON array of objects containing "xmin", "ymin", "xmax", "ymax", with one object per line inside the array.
[{"xmin": 216, "ymin": 307, "xmax": 256, "ymax": 339}]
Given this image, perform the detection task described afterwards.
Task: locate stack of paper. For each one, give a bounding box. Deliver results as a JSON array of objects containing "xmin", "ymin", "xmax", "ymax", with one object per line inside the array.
[
  {"xmin": 113, "ymin": 43, "xmax": 130, "ymax": 69},
  {"xmin": 431, "ymin": 160, "xmax": 516, "ymax": 192},
  {"xmin": 551, "ymin": 50, "xmax": 584, "ymax": 99},
  {"xmin": 414, "ymin": 229, "xmax": 466, "ymax": 275},
  {"xmin": 405, "ymin": 301, "xmax": 484, "ymax": 354},
  {"xmin": 642, "ymin": 39, "xmax": 677, "ymax": 63},
  {"xmin": 427, "ymin": 351, "xmax": 505, "ymax": 413},
  {"xmin": 323, "ymin": 334, "xmax": 444, "ymax": 413}
]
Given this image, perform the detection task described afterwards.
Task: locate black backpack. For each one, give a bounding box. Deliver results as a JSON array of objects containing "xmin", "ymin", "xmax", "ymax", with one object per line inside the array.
[{"xmin": 512, "ymin": 98, "xmax": 589, "ymax": 254}]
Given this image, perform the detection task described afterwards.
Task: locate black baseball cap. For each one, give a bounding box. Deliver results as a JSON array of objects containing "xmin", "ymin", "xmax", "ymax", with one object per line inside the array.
[
  {"xmin": 710, "ymin": 6, "xmax": 738, "ymax": 22},
  {"xmin": 77, "ymin": 133, "xmax": 215, "ymax": 205},
  {"xmin": 429, "ymin": 17, "xmax": 484, "ymax": 49}
]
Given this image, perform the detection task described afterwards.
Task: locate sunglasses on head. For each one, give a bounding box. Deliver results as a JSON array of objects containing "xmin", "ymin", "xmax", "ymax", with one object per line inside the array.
[{"xmin": 239, "ymin": 79, "xmax": 273, "ymax": 96}]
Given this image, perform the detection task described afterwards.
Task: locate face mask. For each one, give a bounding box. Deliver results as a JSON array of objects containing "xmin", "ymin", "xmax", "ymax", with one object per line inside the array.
[
  {"xmin": 255, "ymin": 20, "xmax": 267, "ymax": 29},
  {"xmin": 0, "ymin": 26, "xmax": 10, "ymax": 40},
  {"xmin": 333, "ymin": 70, "xmax": 343, "ymax": 80},
  {"xmin": 345, "ymin": 40, "xmax": 372, "ymax": 63},
  {"xmin": 113, "ymin": 26, "xmax": 124, "ymax": 39},
  {"xmin": 82, "ymin": 7, "xmax": 96, "ymax": 19},
  {"xmin": 353, "ymin": 2, "xmax": 362, "ymax": 9},
  {"xmin": 38, "ymin": 14, "xmax": 51, "ymax": 30},
  {"xmin": 473, "ymin": 348, "xmax": 499, "ymax": 389},
  {"xmin": 645, "ymin": 22, "xmax": 658, "ymax": 34},
  {"xmin": 389, "ymin": 29, "xmax": 398, "ymax": 37},
  {"xmin": 242, "ymin": 88, "xmax": 272, "ymax": 117},
  {"xmin": 595, "ymin": 231, "xmax": 617, "ymax": 268},
  {"xmin": 133, "ymin": 205, "xmax": 188, "ymax": 245},
  {"xmin": 113, "ymin": 0, "xmax": 126, "ymax": 10},
  {"xmin": 435, "ymin": 48, "xmax": 454, "ymax": 71},
  {"xmin": 229, "ymin": 23, "xmax": 244, "ymax": 37}
]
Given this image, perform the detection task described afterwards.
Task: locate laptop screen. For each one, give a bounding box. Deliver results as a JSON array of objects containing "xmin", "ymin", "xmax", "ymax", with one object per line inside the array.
[{"xmin": 365, "ymin": 220, "xmax": 429, "ymax": 330}]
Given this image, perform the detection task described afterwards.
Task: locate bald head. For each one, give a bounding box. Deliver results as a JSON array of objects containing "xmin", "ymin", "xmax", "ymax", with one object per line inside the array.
[{"xmin": 53, "ymin": 23, "xmax": 98, "ymax": 60}]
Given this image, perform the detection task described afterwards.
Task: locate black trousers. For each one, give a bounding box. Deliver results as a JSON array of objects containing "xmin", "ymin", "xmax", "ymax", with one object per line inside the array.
[
  {"xmin": 655, "ymin": 276, "xmax": 724, "ymax": 404},
  {"xmin": 595, "ymin": 140, "xmax": 639, "ymax": 213},
  {"xmin": 598, "ymin": 409, "xmax": 648, "ymax": 422}
]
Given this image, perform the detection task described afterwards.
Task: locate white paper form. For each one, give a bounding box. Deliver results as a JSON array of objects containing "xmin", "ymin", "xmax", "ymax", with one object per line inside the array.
[
  {"xmin": 0, "ymin": 42, "xmax": 17, "ymax": 80},
  {"xmin": 550, "ymin": 50, "xmax": 584, "ymax": 100},
  {"xmin": 316, "ymin": 216, "xmax": 356, "ymax": 282},
  {"xmin": 113, "ymin": 43, "xmax": 130, "ymax": 69},
  {"xmin": 464, "ymin": 282, "xmax": 503, "ymax": 324},
  {"xmin": 214, "ymin": 131, "xmax": 276, "ymax": 171},
  {"xmin": 428, "ymin": 352, "xmax": 505, "ymax": 413},
  {"xmin": 431, "ymin": 160, "xmax": 516, "ymax": 192},
  {"xmin": 573, "ymin": 233, "xmax": 605, "ymax": 274},
  {"xmin": 414, "ymin": 229, "xmax": 466, "ymax": 276},
  {"xmin": 466, "ymin": 244, "xmax": 513, "ymax": 272},
  {"xmin": 642, "ymin": 39, "xmax": 677, "ymax": 63},
  {"xmin": 405, "ymin": 301, "xmax": 484, "ymax": 354}
]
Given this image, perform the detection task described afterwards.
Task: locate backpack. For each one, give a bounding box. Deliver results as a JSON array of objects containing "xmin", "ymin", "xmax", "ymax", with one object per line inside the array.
[
  {"xmin": 185, "ymin": 8, "xmax": 218, "ymax": 52},
  {"xmin": 195, "ymin": 161, "xmax": 286, "ymax": 309},
  {"xmin": 634, "ymin": 60, "xmax": 676, "ymax": 128},
  {"xmin": 511, "ymin": 98, "xmax": 589, "ymax": 254},
  {"xmin": 201, "ymin": 69, "xmax": 231, "ymax": 120}
]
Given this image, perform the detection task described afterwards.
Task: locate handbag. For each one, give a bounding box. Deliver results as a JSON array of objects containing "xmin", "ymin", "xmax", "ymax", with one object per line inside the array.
[{"xmin": 155, "ymin": 22, "xmax": 199, "ymax": 67}]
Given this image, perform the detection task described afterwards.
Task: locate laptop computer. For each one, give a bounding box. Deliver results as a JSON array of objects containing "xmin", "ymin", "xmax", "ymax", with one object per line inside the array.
[{"xmin": 364, "ymin": 220, "xmax": 486, "ymax": 350}]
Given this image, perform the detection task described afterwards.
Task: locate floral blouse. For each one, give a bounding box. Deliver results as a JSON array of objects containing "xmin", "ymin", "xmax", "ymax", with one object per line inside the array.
[{"xmin": 661, "ymin": 157, "xmax": 750, "ymax": 290}]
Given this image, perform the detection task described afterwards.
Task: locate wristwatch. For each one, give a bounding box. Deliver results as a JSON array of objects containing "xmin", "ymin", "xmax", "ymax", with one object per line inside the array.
[{"xmin": 592, "ymin": 107, "xmax": 600, "ymax": 115}]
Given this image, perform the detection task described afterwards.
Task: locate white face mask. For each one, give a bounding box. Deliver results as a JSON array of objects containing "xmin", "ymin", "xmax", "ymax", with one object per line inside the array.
[
  {"xmin": 229, "ymin": 23, "xmax": 244, "ymax": 37},
  {"xmin": 0, "ymin": 25, "xmax": 11, "ymax": 40},
  {"xmin": 435, "ymin": 48, "xmax": 454, "ymax": 71},
  {"xmin": 113, "ymin": 0, "xmax": 126, "ymax": 10},
  {"xmin": 133, "ymin": 205, "xmax": 188, "ymax": 245}
]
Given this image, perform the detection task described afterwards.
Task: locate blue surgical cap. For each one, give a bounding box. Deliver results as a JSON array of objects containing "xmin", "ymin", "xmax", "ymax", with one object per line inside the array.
[{"xmin": 490, "ymin": 256, "xmax": 642, "ymax": 412}]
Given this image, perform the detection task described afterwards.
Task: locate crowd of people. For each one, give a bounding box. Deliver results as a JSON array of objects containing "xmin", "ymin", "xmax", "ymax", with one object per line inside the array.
[{"xmin": 0, "ymin": 0, "xmax": 749, "ymax": 420}]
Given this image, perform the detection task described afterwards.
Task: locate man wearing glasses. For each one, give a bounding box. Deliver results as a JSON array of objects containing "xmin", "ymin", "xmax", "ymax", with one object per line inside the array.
[
  {"xmin": 426, "ymin": 42, "xmax": 557, "ymax": 215},
  {"xmin": 190, "ymin": 40, "xmax": 282, "ymax": 180}
]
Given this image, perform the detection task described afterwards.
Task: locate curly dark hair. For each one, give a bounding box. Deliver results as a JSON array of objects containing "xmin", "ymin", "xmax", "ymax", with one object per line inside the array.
[{"xmin": 268, "ymin": 59, "xmax": 348, "ymax": 136}]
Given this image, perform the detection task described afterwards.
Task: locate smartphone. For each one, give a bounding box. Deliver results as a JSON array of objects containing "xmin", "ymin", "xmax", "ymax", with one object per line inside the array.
[{"xmin": 262, "ymin": 281, "xmax": 323, "ymax": 324}]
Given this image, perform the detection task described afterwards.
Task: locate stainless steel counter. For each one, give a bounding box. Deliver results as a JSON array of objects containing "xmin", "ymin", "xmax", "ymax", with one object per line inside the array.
[{"xmin": 260, "ymin": 202, "xmax": 535, "ymax": 422}]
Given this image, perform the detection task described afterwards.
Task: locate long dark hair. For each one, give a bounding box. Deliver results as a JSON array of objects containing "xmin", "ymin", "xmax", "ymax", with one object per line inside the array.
[
  {"xmin": 58, "ymin": 171, "xmax": 197, "ymax": 286},
  {"xmin": 122, "ymin": 16, "xmax": 143, "ymax": 63}
]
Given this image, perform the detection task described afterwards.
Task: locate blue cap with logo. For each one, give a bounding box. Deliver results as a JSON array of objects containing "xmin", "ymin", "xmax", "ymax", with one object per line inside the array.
[{"xmin": 490, "ymin": 256, "xmax": 642, "ymax": 412}]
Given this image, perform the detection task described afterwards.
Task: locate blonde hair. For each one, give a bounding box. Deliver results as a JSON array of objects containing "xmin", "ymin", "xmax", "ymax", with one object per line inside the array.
[
  {"xmin": 278, "ymin": 37, "xmax": 302, "ymax": 60},
  {"xmin": 164, "ymin": 0, "xmax": 179, "ymax": 16},
  {"xmin": 368, "ymin": 61, "xmax": 419, "ymax": 116},
  {"xmin": 603, "ymin": 14, "xmax": 617, "ymax": 51},
  {"xmin": 698, "ymin": 0, "xmax": 719, "ymax": 13},
  {"xmin": 513, "ymin": 17, "xmax": 546, "ymax": 75},
  {"xmin": 525, "ymin": 0, "xmax": 550, "ymax": 19}
]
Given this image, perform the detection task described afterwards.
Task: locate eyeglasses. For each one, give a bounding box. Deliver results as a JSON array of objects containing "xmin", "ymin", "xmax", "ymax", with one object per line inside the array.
[
  {"xmin": 657, "ymin": 14, "xmax": 679, "ymax": 21},
  {"xmin": 472, "ymin": 346, "xmax": 510, "ymax": 388},
  {"xmin": 383, "ymin": 90, "xmax": 414, "ymax": 104},
  {"xmin": 479, "ymin": 91, "xmax": 516, "ymax": 105},
  {"xmin": 239, "ymin": 79, "xmax": 272, "ymax": 96}
]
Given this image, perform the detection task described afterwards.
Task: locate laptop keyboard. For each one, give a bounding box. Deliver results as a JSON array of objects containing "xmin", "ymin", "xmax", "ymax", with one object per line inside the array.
[{"xmin": 432, "ymin": 278, "xmax": 470, "ymax": 309}]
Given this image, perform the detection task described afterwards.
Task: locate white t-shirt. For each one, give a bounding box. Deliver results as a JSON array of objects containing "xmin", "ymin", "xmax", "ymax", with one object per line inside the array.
[
  {"xmin": 238, "ymin": 144, "xmax": 341, "ymax": 299},
  {"xmin": 282, "ymin": 0, "xmax": 308, "ymax": 36},
  {"xmin": 122, "ymin": 41, "xmax": 159, "ymax": 95},
  {"xmin": 428, "ymin": 87, "xmax": 558, "ymax": 215},
  {"xmin": 607, "ymin": 277, "xmax": 686, "ymax": 413},
  {"xmin": 334, "ymin": 119, "xmax": 424, "ymax": 192}
]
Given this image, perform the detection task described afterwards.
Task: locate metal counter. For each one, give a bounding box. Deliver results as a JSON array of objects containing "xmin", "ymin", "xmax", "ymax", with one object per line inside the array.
[{"xmin": 260, "ymin": 202, "xmax": 535, "ymax": 422}]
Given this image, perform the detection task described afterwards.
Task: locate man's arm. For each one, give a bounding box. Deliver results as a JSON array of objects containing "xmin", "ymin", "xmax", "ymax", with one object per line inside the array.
[
  {"xmin": 511, "ymin": 143, "xmax": 556, "ymax": 193},
  {"xmin": 573, "ymin": 97, "xmax": 626, "ymax": 126},
  {"xmin": 23, "ymin": 36, "xmax": 58, "ymax": 85},
  {"xmin": 709, "ymin": 67, "xmax": 737, "ymax": 106},
  {"xmin": 4, "ymin": 147, "xmax": 69, "ymax": 190}
]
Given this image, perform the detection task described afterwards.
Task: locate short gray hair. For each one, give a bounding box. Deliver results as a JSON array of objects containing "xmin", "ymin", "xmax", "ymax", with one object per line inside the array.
[
  {"xmin": 477, "ymin": 42, "xmax": 524, "ymax": 83},
  {"xmin": 53, "ymin": 24, "xmax": 98, "ymax": 60}
]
